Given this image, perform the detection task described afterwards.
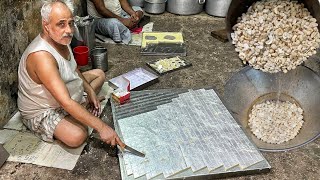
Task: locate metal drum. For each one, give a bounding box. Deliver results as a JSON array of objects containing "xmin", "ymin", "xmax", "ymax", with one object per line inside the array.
[
  {"xmin": 90, "ymin": 47, "xmax": 108, "ymax": 72},
  {"xmin": 224, "ymin": 66, "xmax": 320, "ymax": 152}
]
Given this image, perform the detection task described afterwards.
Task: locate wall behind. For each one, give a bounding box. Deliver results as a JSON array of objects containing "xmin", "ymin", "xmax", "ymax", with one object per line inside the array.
[{"xmin": 0, "ymin": 0, "xmax": 83, "ymax": 127}]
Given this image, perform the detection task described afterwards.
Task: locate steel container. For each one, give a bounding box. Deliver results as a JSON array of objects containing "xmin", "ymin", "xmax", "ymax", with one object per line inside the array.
[
  {"xmin": 128, "ymin": 0, "xmax": 144, "ymax": 7},
  {"xmin": 90, "ymin": 47, "xmax": 108, "ymax": 72},
  {"xmin": 167, "ymin": 0, "xmax": 206, "ymax": 15},
  {"xmin": 205, "ymin": 0, "xmax": 232, "ymax": 17},
  {"xmin": 144, "ymin": 0, "xmax": 167, "ymax": 14},
  {"xmin": 224, "ymin": 66, "xmax": 320, "ymax": 152}
]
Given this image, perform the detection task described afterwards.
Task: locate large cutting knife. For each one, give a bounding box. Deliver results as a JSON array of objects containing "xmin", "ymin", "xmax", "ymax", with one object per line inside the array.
[
  {"xmin": 91, "ymin": 133, "xmax": 145, "ymax": 157},
  {"xmin": 120, "ymin": 144, "xmax": 145, "ymax": 157}
]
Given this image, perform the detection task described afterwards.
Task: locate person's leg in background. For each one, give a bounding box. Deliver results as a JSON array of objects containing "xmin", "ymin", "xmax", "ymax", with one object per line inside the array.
[
  {"xmin": 120, "ymin": 6, "xmax": 144, "ymax": 21},
  {"xmin": 93, "ymin": 18, "xmax": 132, "ymax": 44}
]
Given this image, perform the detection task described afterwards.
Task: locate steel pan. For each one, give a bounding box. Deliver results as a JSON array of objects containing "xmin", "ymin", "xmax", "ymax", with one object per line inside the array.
[{"xmin": 224, "ymin": 66, "xmax": 320, "ymax": 151}]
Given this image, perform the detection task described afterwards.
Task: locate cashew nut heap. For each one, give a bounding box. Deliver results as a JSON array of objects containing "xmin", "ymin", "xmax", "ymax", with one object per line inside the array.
[
  {"xmin": 248, "ymin": 100, "xmax": 304, "ymax": 144},
  {"xmin": 231, "ymin": 0, "xmax": 320, "ymax": 73}
]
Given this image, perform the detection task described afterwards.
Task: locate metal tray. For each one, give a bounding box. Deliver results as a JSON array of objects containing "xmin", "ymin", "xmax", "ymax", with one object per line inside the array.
[{"xmin": 146, "ymin": 56, "xmax": 192, "ymax": 75}]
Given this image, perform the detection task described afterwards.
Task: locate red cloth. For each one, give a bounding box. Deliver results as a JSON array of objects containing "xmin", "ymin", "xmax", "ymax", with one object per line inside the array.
[{"xmin": 130, "ymin": 27, "xmax": 143, "ymax": 34}]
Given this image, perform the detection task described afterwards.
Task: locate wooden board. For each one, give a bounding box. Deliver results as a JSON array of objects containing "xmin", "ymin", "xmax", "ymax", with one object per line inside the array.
[{"xmin": 211, "ymin": 29, "xmax": 229, "ymax": 42}]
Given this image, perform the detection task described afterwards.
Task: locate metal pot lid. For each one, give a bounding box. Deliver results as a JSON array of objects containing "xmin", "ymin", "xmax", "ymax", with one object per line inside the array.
[{"xmin": 145, "ymin": 0, "xmax": 167, "ymax": 4}]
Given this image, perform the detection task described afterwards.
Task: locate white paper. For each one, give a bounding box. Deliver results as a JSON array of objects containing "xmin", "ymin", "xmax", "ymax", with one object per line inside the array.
[
  {"xmin": 109, "ymin": 68, "xmax": 158, "ymax": 90},
  {"xmin": 0, "ymin": 82, "xmax": 111, "ymax": 170},
  {"xmin": 98, "ymin": 82, "xmax": 114, "ymax": 100},
  {"xmin": 3, "ymin": 112, "xmax": 27, "ymax": 131},
  {"xmin": 3, "ymin": 131, "xmax": 86, "ymax": 170},
  {"xmin": 0, "ymin": 129, "xmax": 19, "ymax": 144}
]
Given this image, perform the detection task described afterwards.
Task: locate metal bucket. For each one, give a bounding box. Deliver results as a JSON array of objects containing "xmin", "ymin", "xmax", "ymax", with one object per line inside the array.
[{"xmin": 90, "ymin": 47, "xmax": 108, "ymax": 72}]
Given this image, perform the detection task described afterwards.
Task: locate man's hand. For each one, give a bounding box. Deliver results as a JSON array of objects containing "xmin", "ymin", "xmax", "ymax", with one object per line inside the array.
[
  {"xmin": 98, "ymin": 125, "xmax": 125, "ymax": 148},
  {"xmin": 119, "ymin": 17, "xmax": 136, "ymax": 29},
  {"xmin": 86, "ymin": 90, "xmax": 104, "ymax": 117},
  {"xmin": 131, "ymin": 11, "xmax": 143, "ymax": 23}
]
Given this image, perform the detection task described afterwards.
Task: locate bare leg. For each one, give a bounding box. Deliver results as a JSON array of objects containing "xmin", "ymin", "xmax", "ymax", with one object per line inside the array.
[
  {"xmin": 53, "ymin": 116, "xmax": 88, "ymax": 148},
  {"xmin": 82, "ymin": 69, "xmax": 106, "ymax": 94},
  {"xmin": 53, "ymin": 69, "xmax": 105, "ymax": 148}
]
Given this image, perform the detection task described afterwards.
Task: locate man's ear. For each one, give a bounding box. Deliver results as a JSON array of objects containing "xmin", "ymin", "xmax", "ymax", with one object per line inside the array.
[{"xmin": 42, "ymin": 20, "xmax": 49, "ymax": 32}]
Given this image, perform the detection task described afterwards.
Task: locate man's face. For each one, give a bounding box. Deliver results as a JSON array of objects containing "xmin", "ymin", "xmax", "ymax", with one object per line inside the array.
[{"xmin": 44, "ymin": 3, "xmax": 74, "ymax": 45}]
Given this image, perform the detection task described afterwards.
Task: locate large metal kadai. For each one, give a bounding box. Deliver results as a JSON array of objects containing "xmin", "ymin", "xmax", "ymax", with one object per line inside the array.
[{"xmin": 224, "ymin": 66, "xmax": 320, "ymax": 152}]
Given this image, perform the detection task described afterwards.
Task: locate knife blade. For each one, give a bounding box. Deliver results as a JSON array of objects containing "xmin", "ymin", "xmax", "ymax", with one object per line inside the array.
[
  {"xmin": 122, "ymin": 145, "xmax": 145, "ymax": 158},
  {"xmin": 91, "ymin": 133, "xmax": 145, "ymax": 157}
]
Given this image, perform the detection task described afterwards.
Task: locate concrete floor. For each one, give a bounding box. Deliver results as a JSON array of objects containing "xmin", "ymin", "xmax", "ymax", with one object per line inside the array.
[{"xmin": 1, "ymin": 13, "xmax": 319, "ymax": 180}]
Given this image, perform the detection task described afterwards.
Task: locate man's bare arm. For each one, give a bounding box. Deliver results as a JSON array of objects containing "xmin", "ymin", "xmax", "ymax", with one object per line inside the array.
[
  {"xmin": 90, "ymin": 0, "xmax": 135, "ymax": 28},
  {"xmin": 28, "ymin": 51, "xmax": 124, "ymax": 147},
  {"xmin": 75, "ymin": 68, "xmax": 101, "ymax": 116},
  {"xmin": 90, "ymin": 0, "xmax": 120, "ymax": 18},
  {"xmin": 119, "ymin": 0, "xmax": 143, "ymax": 23},
  {"xmin": 119, "ymin": 0, "xmax": 136, "ymax": 16},
  {"xmin": 30, "ymin": 52, "xmax": 104, "ymax": 131},
  {"xmin": 76, "ymin": 68, "xmax": 95, "ymax": 97}
]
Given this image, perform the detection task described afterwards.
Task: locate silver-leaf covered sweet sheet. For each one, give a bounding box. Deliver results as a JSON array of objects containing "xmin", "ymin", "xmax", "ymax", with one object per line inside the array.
[{"xmin": 112, "ymin": 89, "xmax": 270, "ymax": 180}]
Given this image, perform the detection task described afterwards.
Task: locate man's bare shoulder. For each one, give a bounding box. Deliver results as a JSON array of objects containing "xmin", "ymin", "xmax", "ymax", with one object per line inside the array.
[
  {"xmin": 26, "ymin": 50, "xmax": 58, "ymax": 74},
  {"xmin": 27, "ymin": 50, "xmax": 57, "ymax": 65}
]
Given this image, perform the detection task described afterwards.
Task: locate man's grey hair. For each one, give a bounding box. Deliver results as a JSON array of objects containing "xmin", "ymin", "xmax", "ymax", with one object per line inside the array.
[{"xmin": 41, "ymin": 0, "xmax": 74, "ymax": 22}]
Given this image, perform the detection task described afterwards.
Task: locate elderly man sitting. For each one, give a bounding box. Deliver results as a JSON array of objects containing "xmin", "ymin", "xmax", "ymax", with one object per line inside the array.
[
  {"xmin": 87, "ymin": 0, "xmax": 144, "ymax": 44},
  {"xmin": 18, "ymin": 0, "xmax": 124, "ymax": 148}
]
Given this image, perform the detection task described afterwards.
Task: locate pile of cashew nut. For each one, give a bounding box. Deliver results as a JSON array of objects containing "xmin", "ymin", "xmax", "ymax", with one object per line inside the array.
[
  {"xmin": 248, "ymin": 100, "xmax": 304, "ymax": 144},
  {"xmin": 231, "ymin": 0, "xmax": 320, "ymax": 73}
]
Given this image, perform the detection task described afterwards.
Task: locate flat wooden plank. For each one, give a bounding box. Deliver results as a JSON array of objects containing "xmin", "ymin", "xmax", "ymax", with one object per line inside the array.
[{"xmin": 211, "ymin": 29, "xmax": 229, "ymax": 43}]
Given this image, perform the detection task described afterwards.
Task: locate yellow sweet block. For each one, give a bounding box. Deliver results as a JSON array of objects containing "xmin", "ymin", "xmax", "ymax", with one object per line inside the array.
[{"xmin": 141, "ymin": 32, "xmax": 184, "ymax": 48}]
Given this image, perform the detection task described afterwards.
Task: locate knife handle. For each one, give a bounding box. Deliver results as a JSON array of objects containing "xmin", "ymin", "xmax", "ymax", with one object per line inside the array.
[{"xmin": 108, "ymin": 145, "xmax": 118, "ymax": 157}]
